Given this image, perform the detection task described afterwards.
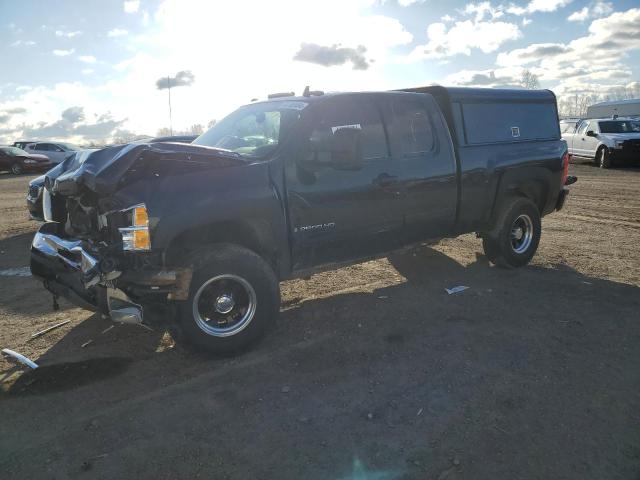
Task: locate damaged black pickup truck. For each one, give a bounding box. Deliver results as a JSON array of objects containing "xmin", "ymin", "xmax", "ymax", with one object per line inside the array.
[{"xmin": 31, "ymin": 86, "xmax": 575, "ymax": 354}]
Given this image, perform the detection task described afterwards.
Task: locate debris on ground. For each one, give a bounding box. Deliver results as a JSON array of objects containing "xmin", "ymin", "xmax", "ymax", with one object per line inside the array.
[
  {"xmin": 101, "ymin": 325, "xmax": 115, "ymax": 335},
  {"xmin": 0, "ymin": 266, "xmax": 31, "ymax": 277},
  {"xmin": 1, "ymin": 348, "xmax": 38, "ymax": 369},
  {"xmin": 81, "ymin": 340, "xmax": 94, "ymax": 348},
  {"xmin": 28, "ymin": 320, "xmax": 71, "ymax": 341},
  {"xmin": 445, "ymin": 286, "xmax": 469, "ymax": 295}
]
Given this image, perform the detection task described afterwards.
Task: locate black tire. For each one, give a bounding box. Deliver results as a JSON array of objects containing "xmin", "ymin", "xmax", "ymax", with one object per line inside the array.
[
  {"xmin": 596, "ymin": 146, "xmax": 611, "ymax": 169},
  {"xmin": 174, "ymin": 244, "xmax": 279, "ymax": 355},
  {"xmin": 482, "ymin": 197, "xmax": 541, "ymax": 269},
  {"xmin": 11, "ymin": 162, "xmax": 23, "ymax": 175}
]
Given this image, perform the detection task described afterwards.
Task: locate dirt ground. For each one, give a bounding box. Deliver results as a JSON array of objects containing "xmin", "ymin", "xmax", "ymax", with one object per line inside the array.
[{"xmin": 1, "ymin": 160, "xmax": 639, "ymax": 479}]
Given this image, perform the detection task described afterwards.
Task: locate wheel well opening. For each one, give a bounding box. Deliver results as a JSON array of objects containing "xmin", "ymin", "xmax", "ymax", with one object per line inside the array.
[
  {"xmin": 165, "ymin": 221, "xmax": 277, "ymax": 270},
  {"xmin": 515, "ymin": 181, "xmax": 546, "ymax": 214}
]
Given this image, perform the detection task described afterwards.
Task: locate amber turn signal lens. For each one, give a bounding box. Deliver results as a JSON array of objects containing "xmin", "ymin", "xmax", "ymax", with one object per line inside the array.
[
  {"xmin": 133, "ymin": 206, "xmax": 149, "ymax": 227},
  {"xmin": 133, "ymin": 229, "xmax": 151, "ymax": 250}
]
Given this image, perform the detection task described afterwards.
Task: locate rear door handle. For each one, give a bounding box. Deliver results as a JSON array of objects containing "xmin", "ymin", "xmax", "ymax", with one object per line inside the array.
[{"xmin": 373, "ymin": 173, "xmax": 398, "ymax": 187}]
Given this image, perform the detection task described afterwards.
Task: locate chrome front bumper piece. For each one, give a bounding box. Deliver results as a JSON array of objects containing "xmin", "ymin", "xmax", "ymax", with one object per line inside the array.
[
  {"xmin": 32, "ymin": 228, "xmax": 101, "ymax": 287},
  {"xmin": 31, "ymin": 223, "xmax": 143, "ymax": 324}
]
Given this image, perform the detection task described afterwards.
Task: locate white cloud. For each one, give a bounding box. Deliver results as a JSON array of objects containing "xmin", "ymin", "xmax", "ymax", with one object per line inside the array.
[
  {"xmin": 462, "ymin": 2, "xmax": 505, "ymax": 21},
  {"xmin": 124, "ymin": 0, "xmax": 140, "ymax": 13},
  {"xmin": 522, "ymin": 17, "xmax": 532, "ymax": 25},
  {"xmin": 108, "ymin": 28, "xmax": 128, "ymax": 37},
  {"xmin": 567, "ymin": 2, "xmax": 613, "ymax": 22},
  {"xmin": 497, "ymin": 8, "xmax": 640, "ymax": 95},
  {"xmin": 567, "ymin": 7, "xmax": 589, "ymax": 21},
  {"xmin": 10, "ymin": 40, "xmax": 36, "ymax": 47},
  {"xmin": 444, "ymin": 66, "xmax": 526, "ymax": 87},
  {"xmin": 410, "ymin": 19, "xmax": 521, "ymax": 59},
  {"xmin": 53, "ymin": 49, "xmax": 75, "ymax": 56},
  {"xmin": 441, "ymin": 14, "xmax": 455, "ymax": 22},
  {"xmin": 55, "ymin": 30, "xmax": 82, "ymax": 38},
  {"xmin": 79, "ymin": 55, "xmax": 97, "ymax": 63},
  {"xmin": 3, "ymin": 0, "xmax": 414, "ymax": 143},
  {"xmin": 507, "ymin": 0, "xmax": 573, "ymax": 15}
]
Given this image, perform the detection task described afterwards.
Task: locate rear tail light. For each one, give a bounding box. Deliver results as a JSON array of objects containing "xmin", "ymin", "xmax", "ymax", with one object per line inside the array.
[{"xmin": 561, "ymin": 151, "xmax": 570, "ymax": 186}]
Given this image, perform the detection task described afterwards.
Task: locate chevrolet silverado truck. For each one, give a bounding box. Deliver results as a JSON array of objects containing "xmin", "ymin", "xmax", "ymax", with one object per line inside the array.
[
  {"xmin": 562, "ymin": 117, "xmax": 640, "ymax": 168},
  {"xmin": 31, "ymin": 86, "xmax": 574, "ymax": 354}
]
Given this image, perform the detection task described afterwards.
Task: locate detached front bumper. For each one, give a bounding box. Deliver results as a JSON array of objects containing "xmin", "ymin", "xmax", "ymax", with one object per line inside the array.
[{"xmin": 30, "ymin": 223, "xmax": 191, "ymax": 325}]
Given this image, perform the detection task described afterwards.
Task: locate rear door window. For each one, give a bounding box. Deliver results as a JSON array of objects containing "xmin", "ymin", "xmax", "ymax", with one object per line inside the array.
[{"xmin": 388, "ymin": 99, "xmax": 434, "ymax": 156}]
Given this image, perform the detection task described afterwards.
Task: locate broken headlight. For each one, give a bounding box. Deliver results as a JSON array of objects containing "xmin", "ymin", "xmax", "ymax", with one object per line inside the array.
[{"xmin": 119, "ymin": 204, "xmax": 151, "ymax": 251}]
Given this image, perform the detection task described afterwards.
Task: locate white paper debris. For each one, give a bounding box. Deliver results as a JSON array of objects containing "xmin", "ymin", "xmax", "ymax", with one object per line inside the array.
[{"xmin": 445, "ymin": 286, "xmax": 469, "ymax": 295}]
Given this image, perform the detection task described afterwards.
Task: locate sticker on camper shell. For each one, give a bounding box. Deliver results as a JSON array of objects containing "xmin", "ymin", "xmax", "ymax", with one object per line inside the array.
[
  {"xmin": 278, "ymin": 101, "xmax": 308, "ymax": 110},
  {"xmin": 511, "ymin": 126, "xmax": 521, "ymax": 138},
  {"xmin": 331, "ymin": 124, "xmax": 362, "ymax": 134}
]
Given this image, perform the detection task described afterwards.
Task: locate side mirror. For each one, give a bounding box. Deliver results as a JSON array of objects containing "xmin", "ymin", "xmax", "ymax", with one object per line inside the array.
[
  {"xmin": 330, "ymin": 127, "xmax": 363, "ymax": 171},
  {"xmin": 586, "ymin": 130, "xmax": 597, "ymax": 137}
]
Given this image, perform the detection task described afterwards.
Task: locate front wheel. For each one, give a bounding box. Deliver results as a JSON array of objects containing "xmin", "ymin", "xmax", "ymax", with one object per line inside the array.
[
  {"xmin": 482, "ymin": 197, "xmax": 541, "ymax": 268},
  {"xmin": 11, "ymin": 162, "xmax": 23, "ymax": 175},
  {"xmin": 174, "ymin": 244, "xmax": 280, "ymax": 355}
]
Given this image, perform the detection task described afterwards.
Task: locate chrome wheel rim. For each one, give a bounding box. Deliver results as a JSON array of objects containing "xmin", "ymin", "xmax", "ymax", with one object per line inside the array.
[
  {"xmin": 11, "ymin": 164, "xmax": 21, "ymax": 174},
  {"xmin": 510, "ymin": 214, "xmax": 533, "ymax": 254},
  {"xmin": 192, "ymin": 274, "xmax": 257, "ymax": 337}
]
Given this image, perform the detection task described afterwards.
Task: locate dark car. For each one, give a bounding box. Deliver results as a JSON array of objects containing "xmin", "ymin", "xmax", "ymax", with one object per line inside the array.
[
  {"xmin": 0, "ymin": 146, "xmax": 53, "ymax": 174},
  {"xmin": 31, "ymin": 86, "xmax": 574, "ymax": 355},
  {"xmin": 27, "ymin": 175, "xmax": 45, "ymax": 220}
]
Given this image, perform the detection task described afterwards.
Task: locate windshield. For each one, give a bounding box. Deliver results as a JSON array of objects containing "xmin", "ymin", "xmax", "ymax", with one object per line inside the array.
[
  {"xmin": 58, "ymin": 143, "xmax": 81, "ymax": 151},
  {"xmin": 1, "ymin": 146, "xmax": 28, "ymax": 156},
  {"xmin": 193, "ymin": 101, "xmax": 307, "ymax": 158},
  {"xmin": 599, "ymin": 120, "xmax": 640, "ymax": 134}
]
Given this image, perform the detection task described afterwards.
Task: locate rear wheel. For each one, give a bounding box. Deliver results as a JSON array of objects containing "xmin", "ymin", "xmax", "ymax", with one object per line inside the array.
[
  {"xmin": 482, "ymin": 197, "xmax": 541, "ymax": 268},
  {"xmin": 597, "ymin": 146, "xmax": 611, "ymax": 169},
  {"xmin": 10, "ymin": 162, "xmax": 23, "ymax": 175},
  {"xmin": 174, "ymin": 244, "xmax": 280, "ymax": 355}
]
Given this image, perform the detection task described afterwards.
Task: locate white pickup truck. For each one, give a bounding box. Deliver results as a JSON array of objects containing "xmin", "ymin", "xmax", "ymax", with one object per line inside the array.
[{"xmin": 562, "ymin": 117, "xmax": 640, "ymax": 168}]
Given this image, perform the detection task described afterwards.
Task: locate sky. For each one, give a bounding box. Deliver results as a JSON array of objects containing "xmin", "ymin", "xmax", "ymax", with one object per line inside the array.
[{"xmin": 1, "ymin": 0, "xmax": 639, "ymax": 144}]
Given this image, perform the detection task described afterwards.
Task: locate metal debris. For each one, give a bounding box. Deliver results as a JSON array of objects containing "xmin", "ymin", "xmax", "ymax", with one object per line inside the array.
[
  {"xmin": 445, "ymin": 286, "xmax": 469, "ymax": 295},
  {"xmin": 101, "ymin": 325, "xmax": 115, "ymax": 335},
  {"xmin": 28, "ymin": 320, "xmax": 71, "ymax": 341},
  {"xmin": 1, "ymin": 348, "xmax": 38, "ymax": 369}
]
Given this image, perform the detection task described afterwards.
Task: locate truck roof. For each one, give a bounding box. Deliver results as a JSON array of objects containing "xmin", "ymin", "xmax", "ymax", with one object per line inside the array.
[
  {"xmin": 399, "ymin": 85, "xmax": 557, "ymax": 103},
  {"xmin": 257, "ymin": 86, "xmax": 558, "ymax": 107}
]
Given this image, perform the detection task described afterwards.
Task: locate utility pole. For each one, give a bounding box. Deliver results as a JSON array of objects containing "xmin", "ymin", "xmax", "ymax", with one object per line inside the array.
[{"xmin": 167, "ymin": 76, "xmax": 173, "ymax": 136}]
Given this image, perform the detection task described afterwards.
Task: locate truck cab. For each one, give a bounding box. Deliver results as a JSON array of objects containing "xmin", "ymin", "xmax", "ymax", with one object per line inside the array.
[{"xmin": 30, "ymin": 87, "xmax": 572, "ymax": 355}]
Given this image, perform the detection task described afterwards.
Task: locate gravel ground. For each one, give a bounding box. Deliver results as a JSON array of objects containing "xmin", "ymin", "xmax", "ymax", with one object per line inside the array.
[{"xmin": 0, "ymin": 160, "xmax": 639, "ymax": 479}]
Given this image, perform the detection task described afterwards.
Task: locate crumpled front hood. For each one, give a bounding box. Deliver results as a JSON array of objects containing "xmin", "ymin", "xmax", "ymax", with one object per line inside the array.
[{"xmin": 45, "ymin": 142, "xmax": 244, "ymax": 197}]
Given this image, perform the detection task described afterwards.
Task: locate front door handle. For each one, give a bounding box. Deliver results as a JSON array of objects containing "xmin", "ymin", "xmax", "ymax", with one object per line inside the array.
[{"xmin": 373, "ymin": 173, "xmax": 398, "ymax": 187}]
